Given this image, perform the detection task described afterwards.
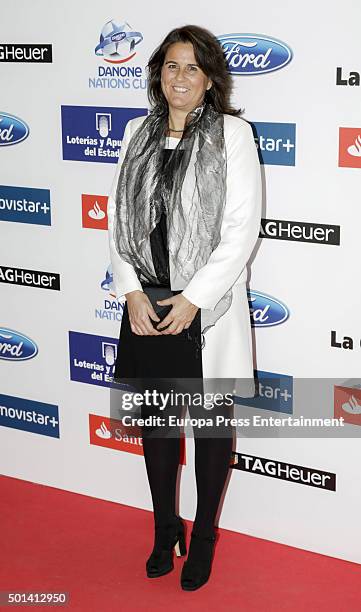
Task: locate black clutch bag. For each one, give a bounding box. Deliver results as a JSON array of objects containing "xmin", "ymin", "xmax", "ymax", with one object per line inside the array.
[{"xmin": 142, "ymin": 285, "xmax": 182, "ymax": 328}]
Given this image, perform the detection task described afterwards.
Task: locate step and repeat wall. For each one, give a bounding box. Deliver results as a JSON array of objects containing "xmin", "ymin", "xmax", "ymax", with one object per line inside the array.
[{"xmin": 1, "ymin": 1, "xmax": 361, "ymax": 564}]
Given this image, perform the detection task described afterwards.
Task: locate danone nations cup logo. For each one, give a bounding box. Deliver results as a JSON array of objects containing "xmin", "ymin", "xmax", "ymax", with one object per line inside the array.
[
  {"xmin": 90, "ymin": 19, "xmax": 146, "ymax": 89},
  {"xmin": 95, "ymin": 19, "xmax": 143, "ymax": 64}
]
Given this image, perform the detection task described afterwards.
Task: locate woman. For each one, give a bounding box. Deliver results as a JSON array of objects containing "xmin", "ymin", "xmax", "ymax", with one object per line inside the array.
[{"xmin": 107, "ymin": 25, "xmax": 262, "ymax": 591}]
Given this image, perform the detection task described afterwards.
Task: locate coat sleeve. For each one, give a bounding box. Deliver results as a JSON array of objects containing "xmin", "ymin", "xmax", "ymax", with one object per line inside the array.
[
  {"xmin": 181, "ymin": 119, "xmax": 262, "ymax": 310},
  {"xmin": 107, "ymin": 119, "xmax": 144, "ymax": 300}
]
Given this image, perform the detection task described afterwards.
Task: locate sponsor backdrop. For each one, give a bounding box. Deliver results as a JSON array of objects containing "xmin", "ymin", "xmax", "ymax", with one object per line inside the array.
[{"xmin": 1, "ymin": 1, "xmax": 361, "ymax": 564}]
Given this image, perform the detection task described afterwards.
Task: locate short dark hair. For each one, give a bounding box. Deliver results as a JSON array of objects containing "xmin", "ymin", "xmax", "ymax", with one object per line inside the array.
[{"xmin": 146, "ymin": 24, "xmax": 243, "ymax": 116}]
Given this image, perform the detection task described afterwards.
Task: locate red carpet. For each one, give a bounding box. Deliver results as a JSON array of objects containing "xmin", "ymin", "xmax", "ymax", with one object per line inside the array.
[{"xmin": 1, "ymin": 475, "xmax": 360, "ymax": 611}]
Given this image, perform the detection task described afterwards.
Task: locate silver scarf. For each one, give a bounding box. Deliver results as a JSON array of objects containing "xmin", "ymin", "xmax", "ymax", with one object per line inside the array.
[{"xmin": 113, "ymin": 101, "xmax": 233, "ymax": 339}]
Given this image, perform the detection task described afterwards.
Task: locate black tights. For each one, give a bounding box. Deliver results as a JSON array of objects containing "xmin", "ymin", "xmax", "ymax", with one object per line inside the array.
[{"xmin": 141, "ymin": 394, "xmax": 234, "ymax": 536}]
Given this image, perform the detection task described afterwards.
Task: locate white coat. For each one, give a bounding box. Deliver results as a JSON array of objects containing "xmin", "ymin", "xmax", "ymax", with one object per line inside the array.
[{"xmin": 107, "ymin": 112, "xmax": 262, "ymax": 397}]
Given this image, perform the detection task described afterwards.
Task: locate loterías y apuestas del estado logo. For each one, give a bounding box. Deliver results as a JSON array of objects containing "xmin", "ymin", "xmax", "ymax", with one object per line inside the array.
[{"xmin": 89, "ymin": 19, "xmax": 147, "ymax": 91}]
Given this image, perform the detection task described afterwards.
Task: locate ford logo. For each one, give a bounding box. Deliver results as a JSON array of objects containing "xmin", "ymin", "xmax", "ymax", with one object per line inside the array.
[
  {"xmin": 248, "ymin": 291, "xmax": 289, "ymax": 327},
  {"xmin": 217, "ymin": 34, "xmax": 293, "ymax": 75},
  {"xmin": 0, "ymin": 328, "xmax": 38, "ymax": 360},
  {"xmin": 0, "ymin": 112, "xmax": 29, "ymax": 146}
]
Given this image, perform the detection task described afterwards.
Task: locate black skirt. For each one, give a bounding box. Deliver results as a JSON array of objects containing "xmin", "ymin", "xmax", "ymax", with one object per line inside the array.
[{"xmin": 113, "ymin": 148, "xmax": 203, "ymax": 389}]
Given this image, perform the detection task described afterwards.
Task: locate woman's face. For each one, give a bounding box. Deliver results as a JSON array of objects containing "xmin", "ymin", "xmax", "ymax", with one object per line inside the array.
[{"xmin": 161, "ymin": 42, "xmax": 212, "ymax": 115}]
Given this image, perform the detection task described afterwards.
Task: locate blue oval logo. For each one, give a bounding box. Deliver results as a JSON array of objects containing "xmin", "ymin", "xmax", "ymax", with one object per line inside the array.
[
  {"xmin": 0, "ymin": 112, "xmax": 29, "ymax": 146},
  {"xmin": 248, "ymin": 291, "xmax": 289, "ymax": 327},
  {"xmin": 0, "ymin": 328, "xmax": 38, "ymax": 360},
  {"xmin": 217, "ymin": 34, "xmax": 293, "ymax": 75}
]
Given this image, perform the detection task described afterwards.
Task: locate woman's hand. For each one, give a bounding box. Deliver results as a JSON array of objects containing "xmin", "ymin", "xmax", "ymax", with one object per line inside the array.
[
  {"xmin": 155, "ymin": 294, "xmax": 199, "ymax": 334},
  {"xmin": 125, "ymin": 290, "xmax": 162, "ymax": 336}
]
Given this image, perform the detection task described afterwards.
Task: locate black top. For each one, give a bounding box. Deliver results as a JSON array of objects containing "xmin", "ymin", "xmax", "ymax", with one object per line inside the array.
[
  {"xmin": 149, "ymin": 201, "xmax": 169, "ymax": 286},
  {"xmin": 147, "ymin": 147, "xmax": 183, "ymax": 287}
]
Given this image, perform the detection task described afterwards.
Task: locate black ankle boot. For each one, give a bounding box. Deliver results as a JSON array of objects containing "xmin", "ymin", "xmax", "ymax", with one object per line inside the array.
[
  {"xmin": 146, "ymin": 516, "xmax": 187, "ymax": 578},
  {"xmin": 180, "ymin": 531, "xmax": 216, "ymax": 591}
]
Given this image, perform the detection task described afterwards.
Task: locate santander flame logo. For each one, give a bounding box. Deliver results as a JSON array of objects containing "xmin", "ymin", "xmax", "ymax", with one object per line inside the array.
[
  {"xmin": 88, "ymin": 200, "xmax": 106, "ymax": 220},
  {"xmin": 347, "ymin": 134, "xmax": 361, "ymax": 157},
  {"xmin": 96, "ymin": 421, "xmax": 112, "ymax": 439}
]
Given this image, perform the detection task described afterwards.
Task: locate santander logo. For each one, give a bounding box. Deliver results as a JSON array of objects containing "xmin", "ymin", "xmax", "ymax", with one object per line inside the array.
[
  {"xmin": 89, "ymin": 414, "xmax": 186, "ymax": 462},
  {"xmin": 89, "ymin": 414, "xmax": 144, "ymax": 455},
  {"xmin": 342, "ymin": 395, "xmax": 361, "ymax": 415},
  {"xmin": 96, "ymin": 421, "xmax": 112, "ymax": 439},
  {"xmin": 82, "ymin": 194, "xmax": 108, "ymax": 229},
  {"xmin": 347, "ymin": 134, "xmax": 361, "ymax": 157},
  {"xmin": 334, "ymin": 384, "xmax": 361, "ymax": 426},
  {"xmin": 339, "ymin": 128, "xmax": 361, "ymax": 168},
  {"xmin": 89, "ymin": 200, "xmax": 106, "ymax": 220}
]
